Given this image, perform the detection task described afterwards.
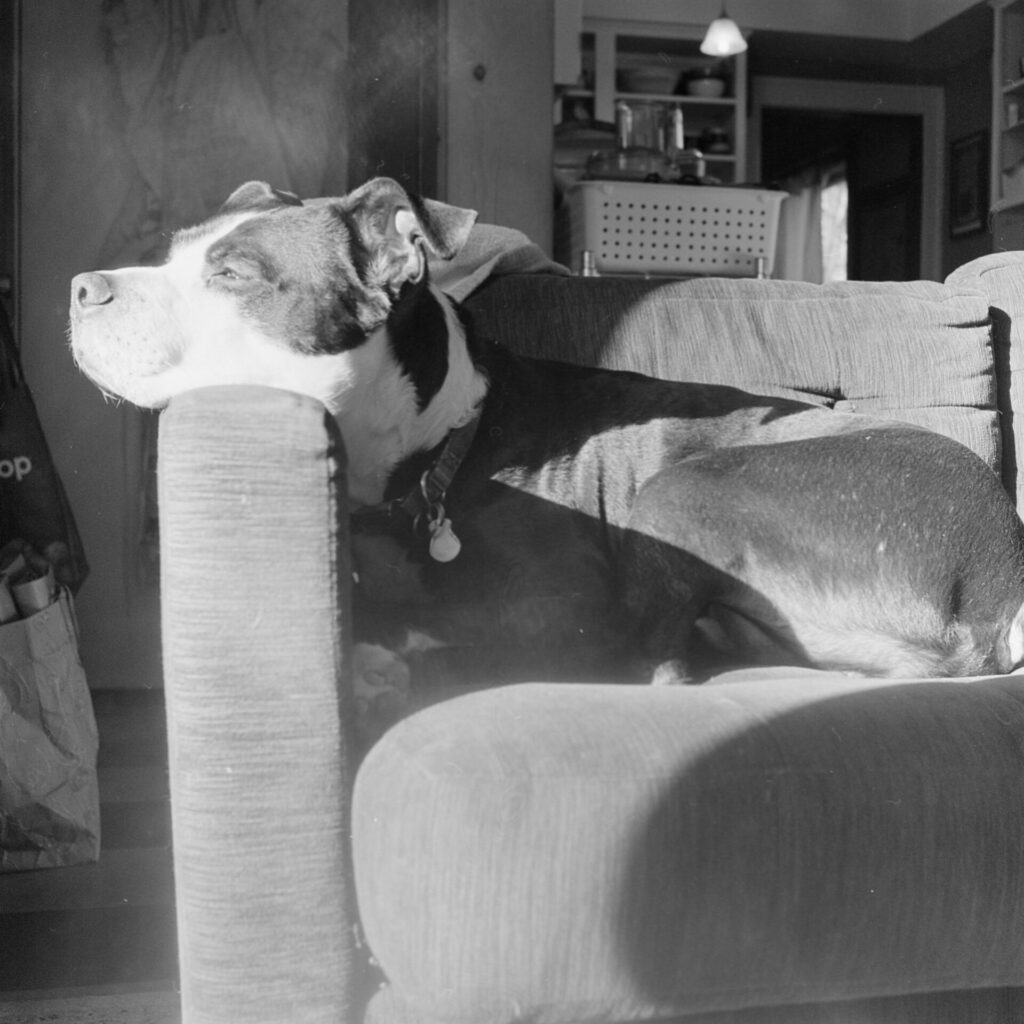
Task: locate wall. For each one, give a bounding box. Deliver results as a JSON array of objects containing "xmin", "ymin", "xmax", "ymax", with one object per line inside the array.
[
  {"xmin": 18, "ymin": 0, "xmax": 348, "ymax": 688},
  {"xmin": 581, "ymin": 0, "xmax": 978, "ymax": 44},
  {"xmin": 943, "ymin": 50, "xmax": 994, "ymax": 277},
  {"xmin": 349, "ymin": 0, "xmax": 441, "ymax": 197},
  {"xmin": 443, "ymin": 0, "xmax": 554, "ymax": 250},
  {"xmin": 19, "ymin": 1, "xmax": 154, "ymax": 690}
]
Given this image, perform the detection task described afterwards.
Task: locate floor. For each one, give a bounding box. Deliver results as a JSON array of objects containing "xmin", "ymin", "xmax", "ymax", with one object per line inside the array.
[{"xmin": 0, "ymin": 689, "xmax": 182, "ymax": 1023}]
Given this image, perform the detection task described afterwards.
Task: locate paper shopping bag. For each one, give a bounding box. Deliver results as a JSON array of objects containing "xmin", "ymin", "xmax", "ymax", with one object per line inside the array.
[{"xmin": 0, "ymin": 589, "xmax": 100, "ymax": 871}]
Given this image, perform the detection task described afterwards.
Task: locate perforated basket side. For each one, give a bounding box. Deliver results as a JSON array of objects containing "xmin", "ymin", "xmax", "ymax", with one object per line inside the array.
[{"xmin": 567, "ymin": 182, "xmax": 787, "ymax": 278}]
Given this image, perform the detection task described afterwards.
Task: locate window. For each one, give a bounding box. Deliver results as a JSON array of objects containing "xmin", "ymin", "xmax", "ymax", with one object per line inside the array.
[{"xmin": 820, "ymin": 165, "xmax": 848, "ymax": 283}]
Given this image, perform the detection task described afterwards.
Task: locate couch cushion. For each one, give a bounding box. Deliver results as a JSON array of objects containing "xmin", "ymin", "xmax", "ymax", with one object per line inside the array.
[
  {"xmin": 354, "ymin": 676, "xmax": 1024, "ymax": 1024},
  {"xmin": 464, "ymin": 275, "xmax": 1002, "ymax": 484}
]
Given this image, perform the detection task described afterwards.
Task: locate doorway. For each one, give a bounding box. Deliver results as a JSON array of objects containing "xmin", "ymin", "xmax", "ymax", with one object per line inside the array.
[
  {"xmin": 750, "ymin": 76, "xmax": 944, "ymax": 280},
  {"xmin": 761, "ymin": 108, "xmax": 923, "ymax": 282}
]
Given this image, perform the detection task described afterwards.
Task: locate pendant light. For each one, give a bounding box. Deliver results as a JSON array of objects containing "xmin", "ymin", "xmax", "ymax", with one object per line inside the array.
[{"xmin": 700, "ymin": 7, "xmax": 747, "ymax": 57}]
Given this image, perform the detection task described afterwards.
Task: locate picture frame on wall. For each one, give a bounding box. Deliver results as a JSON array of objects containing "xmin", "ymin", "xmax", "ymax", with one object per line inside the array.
[{"xmin": 949, "ymin": 130, "xmax": 988, "ymax": 238}]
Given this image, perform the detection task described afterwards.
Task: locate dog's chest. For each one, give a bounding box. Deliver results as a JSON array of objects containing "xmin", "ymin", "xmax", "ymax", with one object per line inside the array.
[{"xmin": 348, "ymin": 414, "xmax": 685, "ymax": 646}]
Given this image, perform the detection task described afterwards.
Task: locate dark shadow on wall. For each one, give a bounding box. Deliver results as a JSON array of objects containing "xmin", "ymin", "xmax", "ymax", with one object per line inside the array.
[{"xmin": 347, "ymin": 0, "xmax": 441, "ymax": 198}]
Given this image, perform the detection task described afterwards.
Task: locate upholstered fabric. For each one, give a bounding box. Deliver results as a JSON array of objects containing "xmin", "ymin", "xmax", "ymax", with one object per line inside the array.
[
  {"xmin": 465, "ymin": 275, "xmax": 1001, "ymax": 479},
  {"xmin": 158, "ymin": 386, "xmax": 360, "ymax": 1024},
  {"xmin": 947, "ymin": 250, "xmax": 1024, "ymax": 508},
  {"xmin": 429, "ymin": 222, "xmax": 571, "ymax": 301},
  {"xmin": 355, "ymin": 674, "xmax": 1024, "ymax": 1024}
]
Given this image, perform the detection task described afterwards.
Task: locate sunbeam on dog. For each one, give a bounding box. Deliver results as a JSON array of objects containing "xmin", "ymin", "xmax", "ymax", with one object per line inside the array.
[{"xmin": 69, "ymin": 177, "xmax": 1024, "ymax": 734}]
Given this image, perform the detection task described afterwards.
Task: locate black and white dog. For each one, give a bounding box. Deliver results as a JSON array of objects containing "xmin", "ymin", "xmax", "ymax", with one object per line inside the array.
[{"xmin": 69, "ymin": 177, "xmax": 1024, "ymax": 722}]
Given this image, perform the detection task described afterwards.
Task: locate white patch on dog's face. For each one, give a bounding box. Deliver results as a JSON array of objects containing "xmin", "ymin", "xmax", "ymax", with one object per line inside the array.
[
  {"xmin": 70, "ymin": 178, "xmax": 487, "ymax": 505},
  {"xmin": 69, "ymin": 211, "xmax": 360, "ymax": 411}
]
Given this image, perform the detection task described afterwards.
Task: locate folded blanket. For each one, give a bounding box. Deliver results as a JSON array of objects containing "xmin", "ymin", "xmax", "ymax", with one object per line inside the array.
[{"xmin": 429, "ymin": 222, "xmax": 570, "ymax": 301}]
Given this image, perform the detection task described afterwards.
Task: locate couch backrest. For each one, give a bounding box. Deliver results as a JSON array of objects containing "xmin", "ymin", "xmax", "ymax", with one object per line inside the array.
[{"xmin": 464, "ymin": 267, "xmax": 1012, "ymax": 502}]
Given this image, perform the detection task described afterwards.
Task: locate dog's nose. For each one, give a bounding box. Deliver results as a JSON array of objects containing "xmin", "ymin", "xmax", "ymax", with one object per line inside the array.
[{"xmin": 71, "ymin": 272, "xmax": 114, "ymax": 310}]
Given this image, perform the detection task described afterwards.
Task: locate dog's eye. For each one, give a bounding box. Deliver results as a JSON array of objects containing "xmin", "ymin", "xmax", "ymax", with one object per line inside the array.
[{"xmin": 208, "ymin": 263, "xmax": 253, "ymax": 287}]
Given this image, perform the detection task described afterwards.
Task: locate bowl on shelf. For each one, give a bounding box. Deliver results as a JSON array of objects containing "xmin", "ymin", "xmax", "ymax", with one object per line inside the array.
[
  {"xmin": 617, "ymin": 66, "xmax": 680, "ymax": 95},
  {"xmin": 699, "ymin": 126, "xmax": 732, "ymax": 153},
  {"xmin": 684, "ymin": 67, "xmax": 728, "ymax": 98}
]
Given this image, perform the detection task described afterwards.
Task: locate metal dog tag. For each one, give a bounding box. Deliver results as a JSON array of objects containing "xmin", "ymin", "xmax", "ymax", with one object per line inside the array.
[{"xmin": 428, "ymin": 517, "xmax": 461, "ymax": 562}]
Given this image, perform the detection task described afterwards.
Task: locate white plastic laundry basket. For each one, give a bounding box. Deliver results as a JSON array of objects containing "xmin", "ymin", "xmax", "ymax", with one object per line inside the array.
[{"xmin": 564, "ymin": 181, "xmax": 787, "ymax": 278}]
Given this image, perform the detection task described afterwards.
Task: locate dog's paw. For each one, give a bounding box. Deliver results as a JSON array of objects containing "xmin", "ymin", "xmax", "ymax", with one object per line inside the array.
[
  {"xmin": 352, "ymin": 643, "xmax": 412, "ymax": 743},
  {"xmin": 353, "ymin": 642, "xmax": 412, "ymax": 712},
  {"xmin": 650, "ymin": 658, "xmax": 696, "ymax": 686}
]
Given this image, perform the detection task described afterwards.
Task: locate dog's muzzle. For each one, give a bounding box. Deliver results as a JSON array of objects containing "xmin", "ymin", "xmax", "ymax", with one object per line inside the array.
[{"xmin": 71, "ymin": 272, "xmax": 115, "ymax": 314}]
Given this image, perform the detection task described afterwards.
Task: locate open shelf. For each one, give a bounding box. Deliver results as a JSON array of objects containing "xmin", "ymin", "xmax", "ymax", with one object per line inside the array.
[{"xmin": 560, "ymin": 17, "xmax": 747, "ymax": 185}]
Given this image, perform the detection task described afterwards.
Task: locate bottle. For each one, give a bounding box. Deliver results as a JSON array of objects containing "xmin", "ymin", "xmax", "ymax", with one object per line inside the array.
[
  {"xmin": 666, "ymin": 105, "xmax": 706, "ymax": 183},
  {"xmin": 667, "ymin": 105, "xmax": 685, "ymax": 157},
  {"xmin": 615, "ymin": 102, "xmax": 633, "ymax": 150}
]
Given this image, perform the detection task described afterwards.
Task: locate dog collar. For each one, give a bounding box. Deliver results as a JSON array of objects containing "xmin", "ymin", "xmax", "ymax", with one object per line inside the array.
[{"xmin": 350, "ymin": 409, "xmax": 482, "ymax": 560}]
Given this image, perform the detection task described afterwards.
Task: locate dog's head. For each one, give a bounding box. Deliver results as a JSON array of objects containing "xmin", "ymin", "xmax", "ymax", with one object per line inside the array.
[{"xmin": 68, "ymin": 178, "xmax": 477, "ymax": 411}]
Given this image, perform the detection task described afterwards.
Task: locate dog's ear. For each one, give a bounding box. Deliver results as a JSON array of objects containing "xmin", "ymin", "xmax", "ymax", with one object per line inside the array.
[
  {"xmin": 347, "ymin": 177, "xmax": 477, "ymax": 288},
  {"xmin": 413, "ymin": 196, "xmax": 478, "ymax": 260},
  {"xmin": 220, "ymin": 181, "xmax": 303, "ymax": 214}
]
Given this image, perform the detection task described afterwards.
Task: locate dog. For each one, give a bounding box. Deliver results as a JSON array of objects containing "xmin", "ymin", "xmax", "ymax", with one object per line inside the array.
[{"xmin": 69, "ymin": 177, "xmax": 1024, "ymax": 729}]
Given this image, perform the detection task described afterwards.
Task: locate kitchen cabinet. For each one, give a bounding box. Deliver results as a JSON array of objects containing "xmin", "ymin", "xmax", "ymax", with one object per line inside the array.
[{"xmin": 557, "ymin": 17, "xmax": 748, "ymax": 184}]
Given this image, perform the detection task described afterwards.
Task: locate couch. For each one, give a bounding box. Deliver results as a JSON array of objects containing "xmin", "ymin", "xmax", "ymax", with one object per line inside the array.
[{"xmin": 155, "ymin": 250, "xmax": 1024, "ymax": 1024}]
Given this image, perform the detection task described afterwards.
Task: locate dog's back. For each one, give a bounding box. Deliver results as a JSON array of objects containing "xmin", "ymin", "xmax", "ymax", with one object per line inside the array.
[{"xmin": 623, "ymin": 428, "xmax": 1024, "ymax": 681}]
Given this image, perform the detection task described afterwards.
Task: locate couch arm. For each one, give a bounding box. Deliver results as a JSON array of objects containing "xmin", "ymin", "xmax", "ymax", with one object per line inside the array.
[
  {"xmin": 947, "ymin": 251, "xmax": 1024, "ymax": 509},
  {"xmin": 158, "ymin": 386, "xmax": 360, "ymax": 1024}
]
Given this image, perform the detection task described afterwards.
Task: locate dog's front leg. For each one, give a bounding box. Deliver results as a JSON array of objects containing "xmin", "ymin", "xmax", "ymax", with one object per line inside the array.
[{"xmin": 351, "ymin": 642, "xmax": 413, "ymax": 746}]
